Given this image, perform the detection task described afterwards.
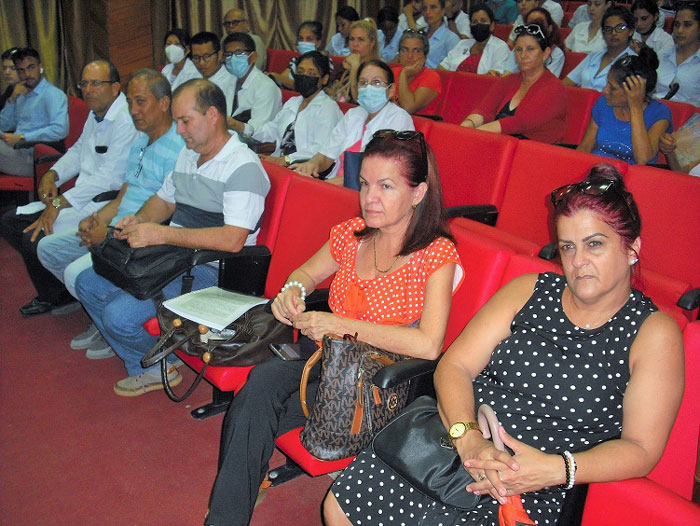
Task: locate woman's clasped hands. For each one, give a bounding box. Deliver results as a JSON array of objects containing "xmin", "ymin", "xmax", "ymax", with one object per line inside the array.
[
  {"xmin": 271, "ymin": 288, "xmax": 341, "ymax": 340},
  {"xmin": 460, "ymin": 426, "xmax": 565, "ymax": 503}
]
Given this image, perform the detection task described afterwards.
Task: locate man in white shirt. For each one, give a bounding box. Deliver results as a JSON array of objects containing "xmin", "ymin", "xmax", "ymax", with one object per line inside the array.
[
  {"xmin": 446, "ymin": 0, "xmax": 473, "ymax": 38},
  {"xmin": 74, "ymin": 79, "xmax": 270, "ymax": 396},
  {"xmin": 222, "ymin": 7, "xmax": 267, "ymax": 70},
  {"xmin": 223, "ymin": 33, "xmax": 282, "ymax": 138},
  {"xmin": 190, "ymin": 32, "xmax": 236, "ymax": 115},
  {"xmin": 0, "ymin": 60, "xmax": 137, "ymax": 316}
]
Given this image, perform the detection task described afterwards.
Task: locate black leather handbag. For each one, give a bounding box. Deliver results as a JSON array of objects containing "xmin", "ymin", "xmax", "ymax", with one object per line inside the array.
[
  {"xmin": 371, "ymin": 395, "xmax": 483, "ymax": 510},
  {"xmin": 141, "ymin": 302, "xmax": 293, "ymax": 402}
]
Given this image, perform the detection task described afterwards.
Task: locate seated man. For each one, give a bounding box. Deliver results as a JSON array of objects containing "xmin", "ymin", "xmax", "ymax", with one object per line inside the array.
[
  {"xmin": 222, "ymin": 7, "xmax": 267, "ymax": 70},
  {"xmin": 190, "ymin": 31, "xmax": 236, "ymax": 115},
  {"xmin": 37, "ymin": 68, "xmax": 184, "ymax": 358},
  {"xmin": 0, "ymin": 59, "xmax": 137, "ymax": 316},
  {"xmin": 74, "ymin": 79, "xmax": 270, "ymax": 397},
  {"xmin": 0, "ymin": 47, "xmax": 68, "ymax": 177},
  {"xmin": 223, "ymin": 32, "xmax": 282, "ymax": 137}
]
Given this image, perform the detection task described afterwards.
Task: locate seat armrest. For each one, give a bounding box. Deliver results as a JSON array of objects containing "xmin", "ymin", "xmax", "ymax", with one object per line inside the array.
[
  {"xmin": 372, "ymin": 358, "xmax": 438, "ymax": 389},
  {"xmin": 444, "ymin": 204, "xmax": 498, "ymax": 226},
  {"xmin": 417, "ymin": 114, "xmax": 443, "ymax": 121},
  {"xmin": 263, "ymin": 288, "xmax": 330, "ymax": 313},
  {"xmin": 677, "ymin": 287, "xmax": 700, "ymax": 313},
  {"xmin": 538, "ymin": 242, "xmax": 558, "ymax": 260},
  {"xmin": 189, "ymin": 244, "xmax": 270, "ymax": 267},
  {"xmin": 15, "ymin": 139, "xmax": 66, "ymax": 153},
  {"xmin": 35, "ymin": 153, "xmax": 62, "ymax": 165}
]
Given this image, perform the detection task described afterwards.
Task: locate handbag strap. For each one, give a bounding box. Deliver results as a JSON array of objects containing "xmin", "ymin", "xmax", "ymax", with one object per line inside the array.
[
  {"xmin": 160, "ymin": 356, "xmax": 208, "ymax": 402},
  {"xmin": 299, "ymin": 347, "xmax": 322, "ymax": 418}
]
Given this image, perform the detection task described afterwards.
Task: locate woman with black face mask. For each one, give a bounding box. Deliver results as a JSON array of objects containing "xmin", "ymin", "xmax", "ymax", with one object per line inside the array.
[
  {"xmin": 253, "ymin": 51, "xmax": 343, "ymax": 168},
  {"xmin": 438, "ymin": 3, "xmax": 511, "ymax": 75}
]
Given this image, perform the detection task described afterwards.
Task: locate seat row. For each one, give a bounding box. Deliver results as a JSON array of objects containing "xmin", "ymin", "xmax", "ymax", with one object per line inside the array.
[{"xmin": 144, "ymin": 160, "xmax": 699, "ymax": 524}]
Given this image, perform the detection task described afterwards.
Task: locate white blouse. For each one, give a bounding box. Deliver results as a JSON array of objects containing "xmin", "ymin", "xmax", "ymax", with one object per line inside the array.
[
  {"xmin": 565, "ymin": 22, "xmax": 606, "ymax": 54},
  {"xmin": 439, "ymin": 35, "xmax": 511, "ymax": 74},
  {"xmin": 161, "ymin": 59, "xmax": 202, "ymax": 91}
]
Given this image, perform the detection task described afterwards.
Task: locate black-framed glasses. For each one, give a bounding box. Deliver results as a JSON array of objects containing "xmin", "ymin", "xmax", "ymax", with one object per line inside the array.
[
  {"xmin": 551, "ymin": 178, "xmax": 636, "ymax": 221},
  {"xmin": 372, "ymin": 130, "xmax": 428, "ymax": 182},
  {"xmin": 513, "ymin": 24, "xmax": 546, "ymax": 40},
  {"xmin": 602, "ymin": 23, "xmax": 629, "ymax": 34},
  {"xmin": 191, "ymin": 52, "xmax": 218, "ymax": 63},
  {"xmin": 77, "ymin": 80, "xmax": 117, "ymax": 89},
  {"xmin": 223, "ymin": 19, "xmax": 246, "ymax": 28}
]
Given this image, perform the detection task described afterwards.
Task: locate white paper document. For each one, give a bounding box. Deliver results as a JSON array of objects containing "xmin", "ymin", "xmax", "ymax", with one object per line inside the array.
[{"xmin": 162, "ymin": 286, "xmax": 267, "ymax": 330}]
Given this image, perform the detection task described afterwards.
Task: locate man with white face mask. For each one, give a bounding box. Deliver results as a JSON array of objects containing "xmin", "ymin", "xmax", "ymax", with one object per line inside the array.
[
  {"xmin": 223, "ymin": 33, "xmax": 281, "ymax": 136},
  {"xmin": 161, "ymin": 29, "xmax": 201, "ymax": 91}
]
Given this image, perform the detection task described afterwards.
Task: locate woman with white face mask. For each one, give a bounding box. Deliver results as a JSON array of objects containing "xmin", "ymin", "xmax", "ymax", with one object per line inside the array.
[
  {"xmin": 161, "ymin": 29, "xmax": 201, "ymax": 91},
  {"xmin": 291, "ymin": 60, "xmax": 415, "ymax": 183}
]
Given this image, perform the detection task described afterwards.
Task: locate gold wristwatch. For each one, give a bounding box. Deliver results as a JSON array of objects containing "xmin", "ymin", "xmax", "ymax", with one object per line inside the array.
[
  {"xmin": 448, "ymin": 421, "xmax": 481, "ymax": 441},
  {"xmin": 51, "ymin": 197, "xmax": 62, "ymax": 210}
]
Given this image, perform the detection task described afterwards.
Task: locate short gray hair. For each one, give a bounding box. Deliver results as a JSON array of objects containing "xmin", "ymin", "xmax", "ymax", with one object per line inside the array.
[
  {"xmin": 399, "ymin": 30, "xmax": 430, "ymax": 56},
  {"xmin": 127, "ymin": 68, "xmax": 172, "ymax": 103}
]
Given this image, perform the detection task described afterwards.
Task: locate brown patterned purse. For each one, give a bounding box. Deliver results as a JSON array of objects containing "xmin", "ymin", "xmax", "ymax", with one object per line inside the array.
[{"xmin": 298, "ymin": 333, "xmax": 411, "ymax": 461}]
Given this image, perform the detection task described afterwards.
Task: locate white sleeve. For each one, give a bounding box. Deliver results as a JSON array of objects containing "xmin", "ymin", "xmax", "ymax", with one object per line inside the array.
[
  {"xmin": 290, "ymin": 101, "xmax": 343, "ymax": 163},
  {"xmin": 320, "ymin": 113, "xmax": 353, "ymax": 161},
  {"xmin": 52, "ymin": 120, "xmax": 90, "ymax": 185},
  {"xmin": 440, "ymin": 41, "xmax": 469, "ymax": 71},
  {"xmin": 156, "ymin": 170, "xmax": 177, "ymax": 203},
  {"xmin": 487, "ymin": 40, "xmax": 512, "ymax": 74},
  {"xmin": 243, "ymin": 78, "xmax": 282, "ymax": 136},
  {"xmin": 548, "ymin": 47, "xmax": 565, "ymax": 78}
]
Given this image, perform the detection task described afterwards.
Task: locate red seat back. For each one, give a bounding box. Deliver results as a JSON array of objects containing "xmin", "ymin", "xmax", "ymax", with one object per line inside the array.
[
  {"xmin": 664, "ymin": 15, "xmax": 675, "ymax": 34},
  {"xmin": 329, "ymin": 55, "xmax": 345, "ymax": 72},
  {"xmin": 258, "ymin": 161, "xmax": 293, "ymax": 252},
  {"xmin": 647, "ymin": 321, "xmax": 700, "ymax": 498},
  {"xmin": 266, "ymin": 49, "xmax": 298, "ymax": 74},
  {"xmin": 428, "ymin": 122, "xmax": 517, "ymax": 209},
  {"xmin": 625, "ymin": 164, "xmax": 700, "ymax": 289},
  {"xmin": 493, "ymin": 24, "xmax": 512, "ymax": 43},
  {"xmin": 443, "ymin": 224, "xmax": 514, "ymax": 347},
  {"xmin": 263, "ymin": 174, "xmax": 360, "ymax": 297},
  {"xmin": 439, "ymin": 72, "xmax": 500, "ymax": 124},
  {"xmin": 280, "ymin": 89, "xmax": 297, "ymax": 104},
  {"xmin": 499, "ymin": 253, "xmax": 562, "ymax": 287},
  {"xmin": 412, "ymin": 115, "xmax": 434, "ymax": 139},
  {"xmin": 562, "ymin": 86, "xmax": 597, "ymax": 144},
  {"xmin": 496, "ymin": 141, "xmax": 629, "ymax": 248},
  {"xmin": 561, "ymin": 51, "xmax": 587, "ymax": 80}
]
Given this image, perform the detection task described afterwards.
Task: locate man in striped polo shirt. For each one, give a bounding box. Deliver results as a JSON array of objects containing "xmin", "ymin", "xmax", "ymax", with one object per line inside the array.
[{"xmin": 75, "ymin": 78, "xmax": 270, "ymax": 397}]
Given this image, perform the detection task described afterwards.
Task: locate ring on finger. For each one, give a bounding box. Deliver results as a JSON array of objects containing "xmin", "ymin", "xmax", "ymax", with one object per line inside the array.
[{"xmin": 477, "ymin": 474, "xmax": 486, "ymax": 481}]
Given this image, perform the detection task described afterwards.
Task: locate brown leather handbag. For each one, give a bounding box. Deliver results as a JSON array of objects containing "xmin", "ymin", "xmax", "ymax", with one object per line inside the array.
[{"xmin": 298, "ymin": 333, "xmax": 411, "ymax": 461}]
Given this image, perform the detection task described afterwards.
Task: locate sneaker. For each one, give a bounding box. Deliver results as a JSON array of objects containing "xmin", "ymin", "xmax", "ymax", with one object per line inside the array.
[
  {"xmin": 85, "ymin": 343, "xmax": 116, "ymax": 360},
  {"xmin": 70, "ymin": 323, "xmax": 102, "ymax": 350},
  {"xmin": 113, "ymin": 366, "xmax": 182, "ymax": 397}
]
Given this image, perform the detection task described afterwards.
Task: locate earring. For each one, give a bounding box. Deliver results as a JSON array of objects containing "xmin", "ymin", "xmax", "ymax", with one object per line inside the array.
[
  {"xmin": 411, "ymin": 204, "xmax": 417, "ymax": 210},
  {"xmin": 629, "ymin": 258, "xmax": 639, "ymax": 265}
]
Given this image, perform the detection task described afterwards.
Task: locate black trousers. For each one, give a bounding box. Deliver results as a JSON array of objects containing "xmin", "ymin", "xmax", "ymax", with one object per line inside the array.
[
  {"xmin": 0, "ymin": 207, "xmax": 71, "ymax": 305},
  {"xmin": 206, "ymin": 357, "xmax": 320, "ymax": 526}
]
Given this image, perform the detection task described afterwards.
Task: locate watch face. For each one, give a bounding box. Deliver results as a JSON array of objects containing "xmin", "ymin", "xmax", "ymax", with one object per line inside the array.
[
  {"xmin": 52, "ymin": 198, "xmax": 61, "ymax": 208},
  {"xmin": 449, "ymin": 422, "xmax": 466, "ymax": 438}
]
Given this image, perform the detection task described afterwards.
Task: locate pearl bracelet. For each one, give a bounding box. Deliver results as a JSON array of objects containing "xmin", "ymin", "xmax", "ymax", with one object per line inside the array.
[
  {"xmin": 560, "ymin": 450, "xmax": 577, "ymax": 490},
  {"xmin": 280, "ymin": 280, "xmax": 307, "ymax": 301}
]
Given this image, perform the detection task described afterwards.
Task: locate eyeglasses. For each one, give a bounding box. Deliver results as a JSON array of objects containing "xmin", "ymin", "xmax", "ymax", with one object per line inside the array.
[
  {"xmin": 132, "ymin": 147, "xmax": 146, "ymax": 179},
  {"xmin": 191, "ymin": 52, "xmax": 218, "ymax": 63},
  {"xmin": 76, "ymin": 80, "xmax": 117, "ymax": 89},
  {"xmin": 602, "ymin": 23, "xmax": 629, "ymax": 34},
  {"xmin": 513, "ymin": 24, "xmax": 546, "ymax": 40},
  {"xmin": 223, "ymin": 19, "xmax": 246, "ymax": 28},
  {"xmin": 550, "ymin": 178, "xmax": 637, "ymax": 221},
  {"xmin": 223, "ymin": 50, "xmax": 252, "ymax": 59},
  {"xmin": 358, "ymin": 79, "xmax": 391, "ymax": 88},
  {"xmin": 372, "ymin": 130, "xmax": 428, "ymax": 182}
]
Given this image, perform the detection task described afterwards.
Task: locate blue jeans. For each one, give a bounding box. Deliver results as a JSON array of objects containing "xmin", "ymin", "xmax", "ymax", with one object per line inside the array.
[
  {"xmin": 74, "ymin": 264, "xmax": 218, "ymax": 376},
  {"xmin": 37, "ymin": 227, "xmax": 93, "ymax": 299}
]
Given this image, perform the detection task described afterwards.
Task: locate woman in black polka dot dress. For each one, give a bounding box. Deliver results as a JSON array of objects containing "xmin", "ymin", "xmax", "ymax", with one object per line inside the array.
[{"xmin": 324, "ymin": 165, "xmax": 685, "ymax": 526}]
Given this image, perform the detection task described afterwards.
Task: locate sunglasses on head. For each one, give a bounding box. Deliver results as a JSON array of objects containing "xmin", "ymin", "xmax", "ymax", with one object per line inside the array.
[
  {"xmin": 372, "ymin": 130, "xmax": 428, "ymax": 182},
  {"xmin": 551, "ymin": 178, "xmax": 637, "ymax": 222},
  {"xmin": 514, "ymin": 24, "xmax": 546, "ymax": 40},
  {"xmin": 403, "ymin": 28, "xmax": 428, "ymax": 36}
]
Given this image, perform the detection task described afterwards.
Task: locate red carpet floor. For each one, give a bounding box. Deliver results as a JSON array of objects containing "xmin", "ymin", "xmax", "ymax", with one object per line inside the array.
[{"xmin": 0, "ymin": 234, "xmax": 331, "ymax": 526}]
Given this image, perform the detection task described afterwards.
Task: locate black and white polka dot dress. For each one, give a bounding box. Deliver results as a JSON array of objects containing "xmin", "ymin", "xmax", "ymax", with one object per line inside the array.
[{"xmin": 333, "ymin": 273, "xmax": 657, "ymax": 526}]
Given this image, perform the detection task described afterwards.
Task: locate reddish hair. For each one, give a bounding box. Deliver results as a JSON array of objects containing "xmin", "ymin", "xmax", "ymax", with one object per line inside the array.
[
  {"xmin": 553, "ymin": 164, "xmax": 642, "ymax": 280},
  {"xmin": 356, "ymin": 132, "xmax": 454, "ymax": 255}
]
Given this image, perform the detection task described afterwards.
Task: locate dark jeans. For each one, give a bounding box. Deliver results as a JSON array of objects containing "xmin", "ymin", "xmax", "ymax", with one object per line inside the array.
[
  {"xmin": 0, "ymin": 208, "xmax": 71, "ymax": 305},
  {"xmin": 206, "ymin": 357, "xmax": 320, "ymax": 526}
]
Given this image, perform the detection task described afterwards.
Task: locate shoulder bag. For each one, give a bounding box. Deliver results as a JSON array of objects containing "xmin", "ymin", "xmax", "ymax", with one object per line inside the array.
[{"xmin": 298, "ymin": 333, "xmax": 411, "ymax": 461}]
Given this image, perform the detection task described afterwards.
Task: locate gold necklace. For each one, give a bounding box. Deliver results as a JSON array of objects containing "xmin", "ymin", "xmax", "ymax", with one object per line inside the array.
[{"xmin": 373, "ymin": 236, "xmax": 401, "ymax": 274}]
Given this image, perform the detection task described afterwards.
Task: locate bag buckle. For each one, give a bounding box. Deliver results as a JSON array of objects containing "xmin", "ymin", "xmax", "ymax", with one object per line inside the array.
[{"xmin": 439, "ymin": 435, "xmax": 455, "ymax": 450}]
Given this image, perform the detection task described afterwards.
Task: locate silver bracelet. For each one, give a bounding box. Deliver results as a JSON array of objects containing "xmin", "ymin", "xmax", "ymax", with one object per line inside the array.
[{"xmin": 280, "ymin": 280, "xmax": 307, "ymax": 301}]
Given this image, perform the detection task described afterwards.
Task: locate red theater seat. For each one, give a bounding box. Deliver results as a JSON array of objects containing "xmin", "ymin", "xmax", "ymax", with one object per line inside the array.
[
  {"xmin": 562, "ymin": 86, "xmax": 597, "ymax": 145},
  {"xmin": 626, "ymin": 164, "xmax": 700, "ymax": 290},
  {"xmin": 561, "ymin": 51, "xmax": 587, "ymax": 80},
  {"xmin": 266, "ymin": 49, "xmax": 298, "ymax": 74},
  {"xmin": 427, "ymin": 122, "xmax": 517, "ymax": 209},
  {"xmin": 439, "ymin": 72, "xmax": 500, "ymax": 125},
  {"xmin": 0, "ymin": 95, "xmax": 89, "ymax": 197},
  {"xmin": 493, "ymin": 24, "xmax": 512, "ymax": 43},
  {"xmin": 452, "ymin": 140, "xmax": 628, "ymax": 256}
]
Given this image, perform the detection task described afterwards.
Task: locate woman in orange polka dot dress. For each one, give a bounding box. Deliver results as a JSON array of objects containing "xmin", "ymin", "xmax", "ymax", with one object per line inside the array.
[{"xmin": 206, "ymin": 130, "xmax": 464, "ymax": 526}]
